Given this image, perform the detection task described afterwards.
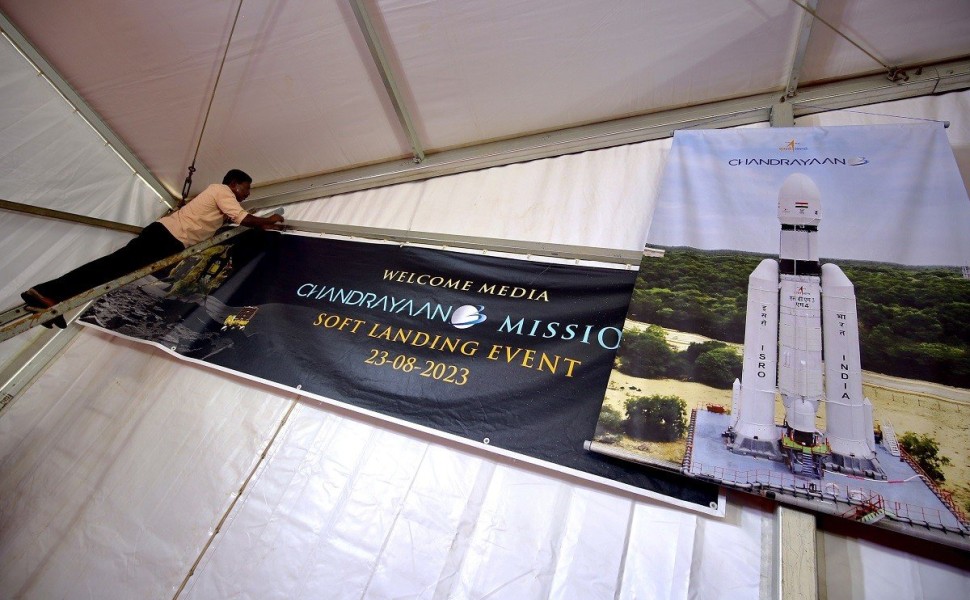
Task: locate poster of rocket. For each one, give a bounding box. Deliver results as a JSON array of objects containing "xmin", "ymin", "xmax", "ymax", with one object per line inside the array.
[{"xmin": 591, "ymin": 123, "xmax": 970, "ymax": 547}]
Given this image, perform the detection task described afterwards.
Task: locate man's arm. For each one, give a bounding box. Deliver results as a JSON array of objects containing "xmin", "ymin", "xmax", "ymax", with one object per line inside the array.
[{"xmin": 241, "ymin": 213, "xmax": 285, "ymax": 230}]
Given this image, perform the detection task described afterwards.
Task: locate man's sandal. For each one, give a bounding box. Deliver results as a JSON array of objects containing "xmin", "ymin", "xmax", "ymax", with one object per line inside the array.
[{"xmin": 21, "ymin": 289, "xmax": 67, "ymax": 329}]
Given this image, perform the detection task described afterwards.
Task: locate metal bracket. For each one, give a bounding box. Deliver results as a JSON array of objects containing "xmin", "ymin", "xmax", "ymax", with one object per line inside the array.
[{"xmin": 770, "ymin": 102, "xmax": 796, "ymax": 128}]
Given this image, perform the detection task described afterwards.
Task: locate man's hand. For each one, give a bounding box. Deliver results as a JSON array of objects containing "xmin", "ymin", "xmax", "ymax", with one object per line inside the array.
[{"xmin": 241, "ymin": 213, "xmax": 285, "ymax": 231}]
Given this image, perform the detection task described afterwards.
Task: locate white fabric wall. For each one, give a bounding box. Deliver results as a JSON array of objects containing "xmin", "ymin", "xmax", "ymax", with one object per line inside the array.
[
  {"xmin": 280, "ymin": 139, "xmax": 669, "ymax": 251},
  {"xmin": 0, "ymin": 34, "xmax": 165, "ymax": 367},
  {"xmin": 1, "ymin": 36, "xmax": 969, "ymax": 597},
  {"xmin": 0, "ymin": 330, "xmax": 773, "ymax": 600},
  {"xmin": 0, "ymin": 35, "xmax": 164, "ymax": 226}
]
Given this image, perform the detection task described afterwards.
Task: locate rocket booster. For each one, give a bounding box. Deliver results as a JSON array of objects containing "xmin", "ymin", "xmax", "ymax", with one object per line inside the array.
[
  {"xmin": 732, "ymin": 259, "xmax": 780, "ymax": 444},
  {"xmin": 822, "ymin": 263, "xmax": 876, "ymax": 458}
]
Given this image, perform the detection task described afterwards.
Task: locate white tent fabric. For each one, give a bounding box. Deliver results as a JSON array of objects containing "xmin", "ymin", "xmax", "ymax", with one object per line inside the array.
[
  {"xmin": 0, "ymin": 36, "xmax": 164, "ymax": 367},
  {"xmin": 0, "ymin": 37, "xmax": 164, "ymax": 225},
  {"xmin": 0, "ymin": 333, "xmax": 291, "ymax": 598},
  {"xmin": 2, "ymin": 34, "xmax": 970, "ymax": 600},
  {"xmin": 3, "ymin": 0, "xmax": 969, "ymax": 195},
  {"xmin": 0, "ymin": 332, "xmax": 770, "ymax": 600},
  {"xmin": 282, "ymin": 139, "xmax": 671, "ymax": 250}
]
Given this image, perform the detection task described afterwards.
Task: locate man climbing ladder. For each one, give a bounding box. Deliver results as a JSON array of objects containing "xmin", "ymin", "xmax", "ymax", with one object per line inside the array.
[{"xmin": 21, "ymin": 169, "xmax": 283, "ymax": 328}]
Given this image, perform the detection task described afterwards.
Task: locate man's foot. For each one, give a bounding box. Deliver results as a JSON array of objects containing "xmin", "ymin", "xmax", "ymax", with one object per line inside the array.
[
  {"xmin": 21, "ymin": 289, "xmax": 67, "ymax": 329},
  {"xmin": 21, "ymin": 288, "xmax": 57, "ymax": 311}
]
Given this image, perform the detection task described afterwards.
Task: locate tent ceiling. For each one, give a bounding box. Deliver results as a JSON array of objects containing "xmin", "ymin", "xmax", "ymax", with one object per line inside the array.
[{"xmin": 1, "ymin": 0, "xmax": 969, "ymax": 210}]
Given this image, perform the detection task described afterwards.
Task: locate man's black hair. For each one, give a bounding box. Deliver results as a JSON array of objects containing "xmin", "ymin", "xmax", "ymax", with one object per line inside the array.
[{"xmin": 223, "ymin": 169, "xmax": 253, "ymax": 186}]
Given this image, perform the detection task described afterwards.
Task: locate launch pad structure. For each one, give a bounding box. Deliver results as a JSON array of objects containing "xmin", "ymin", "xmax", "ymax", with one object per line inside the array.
[{"xmin": 686, "ymin": 409, "xmax": 969, "ymax": 544}]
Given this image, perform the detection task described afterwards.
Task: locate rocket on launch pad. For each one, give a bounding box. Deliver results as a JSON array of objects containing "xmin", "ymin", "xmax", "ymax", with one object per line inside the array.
[{"xmin": 726, "ymin": 173, "xmax": 881, "ymax": 478}]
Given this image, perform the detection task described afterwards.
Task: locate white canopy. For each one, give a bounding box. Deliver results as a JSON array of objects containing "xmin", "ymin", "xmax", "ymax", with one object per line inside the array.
[
  {"xmin": 0, "ymin": 0, "xmax": 968, "ymax": 211},
  {"xmin": 1, "ymin": 2, "xmax": 969, "ymax": 598}
]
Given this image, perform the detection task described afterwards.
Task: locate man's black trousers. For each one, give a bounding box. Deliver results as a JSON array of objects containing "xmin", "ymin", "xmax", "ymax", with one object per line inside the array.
[{"xmin": 34, "ymin": 222, "xmax": 185, "ymax": 302}]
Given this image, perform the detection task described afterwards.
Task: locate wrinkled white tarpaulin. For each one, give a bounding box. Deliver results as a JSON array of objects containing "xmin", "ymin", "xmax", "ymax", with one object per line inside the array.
[{"xmin": 1, "ymin": 37, "xmax": 969, "ymax": 600}]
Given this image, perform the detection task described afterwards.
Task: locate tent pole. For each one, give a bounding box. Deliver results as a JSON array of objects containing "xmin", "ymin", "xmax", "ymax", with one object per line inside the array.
[
  {"xmin": 768, "ymin": 106, "xmax": 818, "ymax": 600},
  {"xmin": 0, "ymin": 218, "xmax": 641, "ymax": 347},
  {"xmin": 349, "ymin": 0, "xmax": 426, "ymax": 163},
  {"xmin": 783, "ymin": 0, "xmax": 817, "ymax": 98},
  {"xmin": 243, "ymin": 57, "xmax": 970, "ymax": 211},
  {"xmin": 0, "ymin": 198, "xmax": 142, "ymax": 234},
  {"xmin": 774, "ymin": 505, "xmax": 820, "ymax": 600},
  {"xmin": 281, "ymin": 219, "xmax": 645, "ymax": 266}
]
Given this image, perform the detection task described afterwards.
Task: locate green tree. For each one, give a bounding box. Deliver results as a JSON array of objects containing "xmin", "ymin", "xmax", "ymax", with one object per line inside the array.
[
  {"xmin": 666, "ymin": 352, "xmax": 693, "ymax": 380},
  {"xmin": 938, "ymin": 302, "xmax": 970, "ymax": 343},
  {"xmin": 693, "ymin": 346, "xmax": 743, "ymax": 389},
  {"xmin": 624, "ymin": 395, "xmax": 687, "ymax": 442},
  {"xmin": 889, "ymin": 308, "xmax": 942, "ymax": 342},
  {"xmin": 684, "ymin": 340, "xmax": 728, "ymax": 363},
  {"xmin": 899, "ymin": 432, "xmax": 951, "ymax": 482},
  {"xmin": 617, "ymin": 326, "xmax": 674, "ymax": 378},
  {"xmin": 596, "ymin": 405, "xmax": 624, "ymax": 435}
]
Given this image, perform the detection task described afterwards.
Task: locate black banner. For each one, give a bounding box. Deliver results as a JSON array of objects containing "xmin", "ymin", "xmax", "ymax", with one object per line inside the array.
[{"xmin": 80, "ymin": 231, "xmax": 716, "ymax": 508}]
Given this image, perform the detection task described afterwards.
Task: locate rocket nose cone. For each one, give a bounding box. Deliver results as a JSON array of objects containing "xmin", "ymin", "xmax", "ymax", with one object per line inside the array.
[
  {"xmin": 751, "ymin": 258, "xmax": 780, "ymax": 280},
  {"xmin": 821, "ymin": 263, "xmax": 854, "ymax": 291},
  {"xmin": 779, "ymin": 173, "xmax": 820, "ymax": 204},
  {"xmin": 778, "ymin": 173, "xmax": 821, "ymax": 225}
]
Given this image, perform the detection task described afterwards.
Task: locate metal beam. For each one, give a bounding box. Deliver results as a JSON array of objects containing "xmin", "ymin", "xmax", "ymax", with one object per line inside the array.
[
  {"xmin": 774, "ymin": 506, "xmax": 819, "ymax": 600},
  {"xmin": 769, "ymin": 82, "xmax": 818, "ymax": 600},
  {"xmin": 349, "ymin": 0, "xmax": 426, "ymax": 162},
  {"xmin": 283, "ymin": 219, "xmax": 644, "ymax": 265},
  {"xmin": 0, "ymin": 216, "xmax": 643, "ymax": 345},
  {"xmin": 0, "ymin": 198, "xmax": 142, "ymax": 234},
  {"xmin": 0, "ymin": 9, "xmax": 176, "ymax": 209},
  {"xmin": 784, "ymin": 0, "xmax": 818, "ymax": 98},
  {"xmin": 244, "ymin": 57, "xmax": 970, "ymax": 211}
]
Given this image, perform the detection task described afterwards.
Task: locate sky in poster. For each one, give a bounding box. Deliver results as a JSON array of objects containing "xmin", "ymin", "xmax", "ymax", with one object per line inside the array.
[{"xmin": 646, "ymin": 123, "xmax": 970, "ymax": 266}]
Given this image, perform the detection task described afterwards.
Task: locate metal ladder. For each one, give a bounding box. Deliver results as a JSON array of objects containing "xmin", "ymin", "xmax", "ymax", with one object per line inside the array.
[
  {"xmin": 0, "ymin": 226, "xmax": 251, "ymax": 344},
  {"xmin": 881, "ymin": 418, "xmax": 901, "ymax": 457}
]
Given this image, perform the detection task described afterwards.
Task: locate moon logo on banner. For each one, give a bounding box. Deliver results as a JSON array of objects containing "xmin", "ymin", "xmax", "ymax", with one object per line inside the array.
[{"xmin": 451, "ymin": 305, "xmax": 487, "ymax": 329}]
